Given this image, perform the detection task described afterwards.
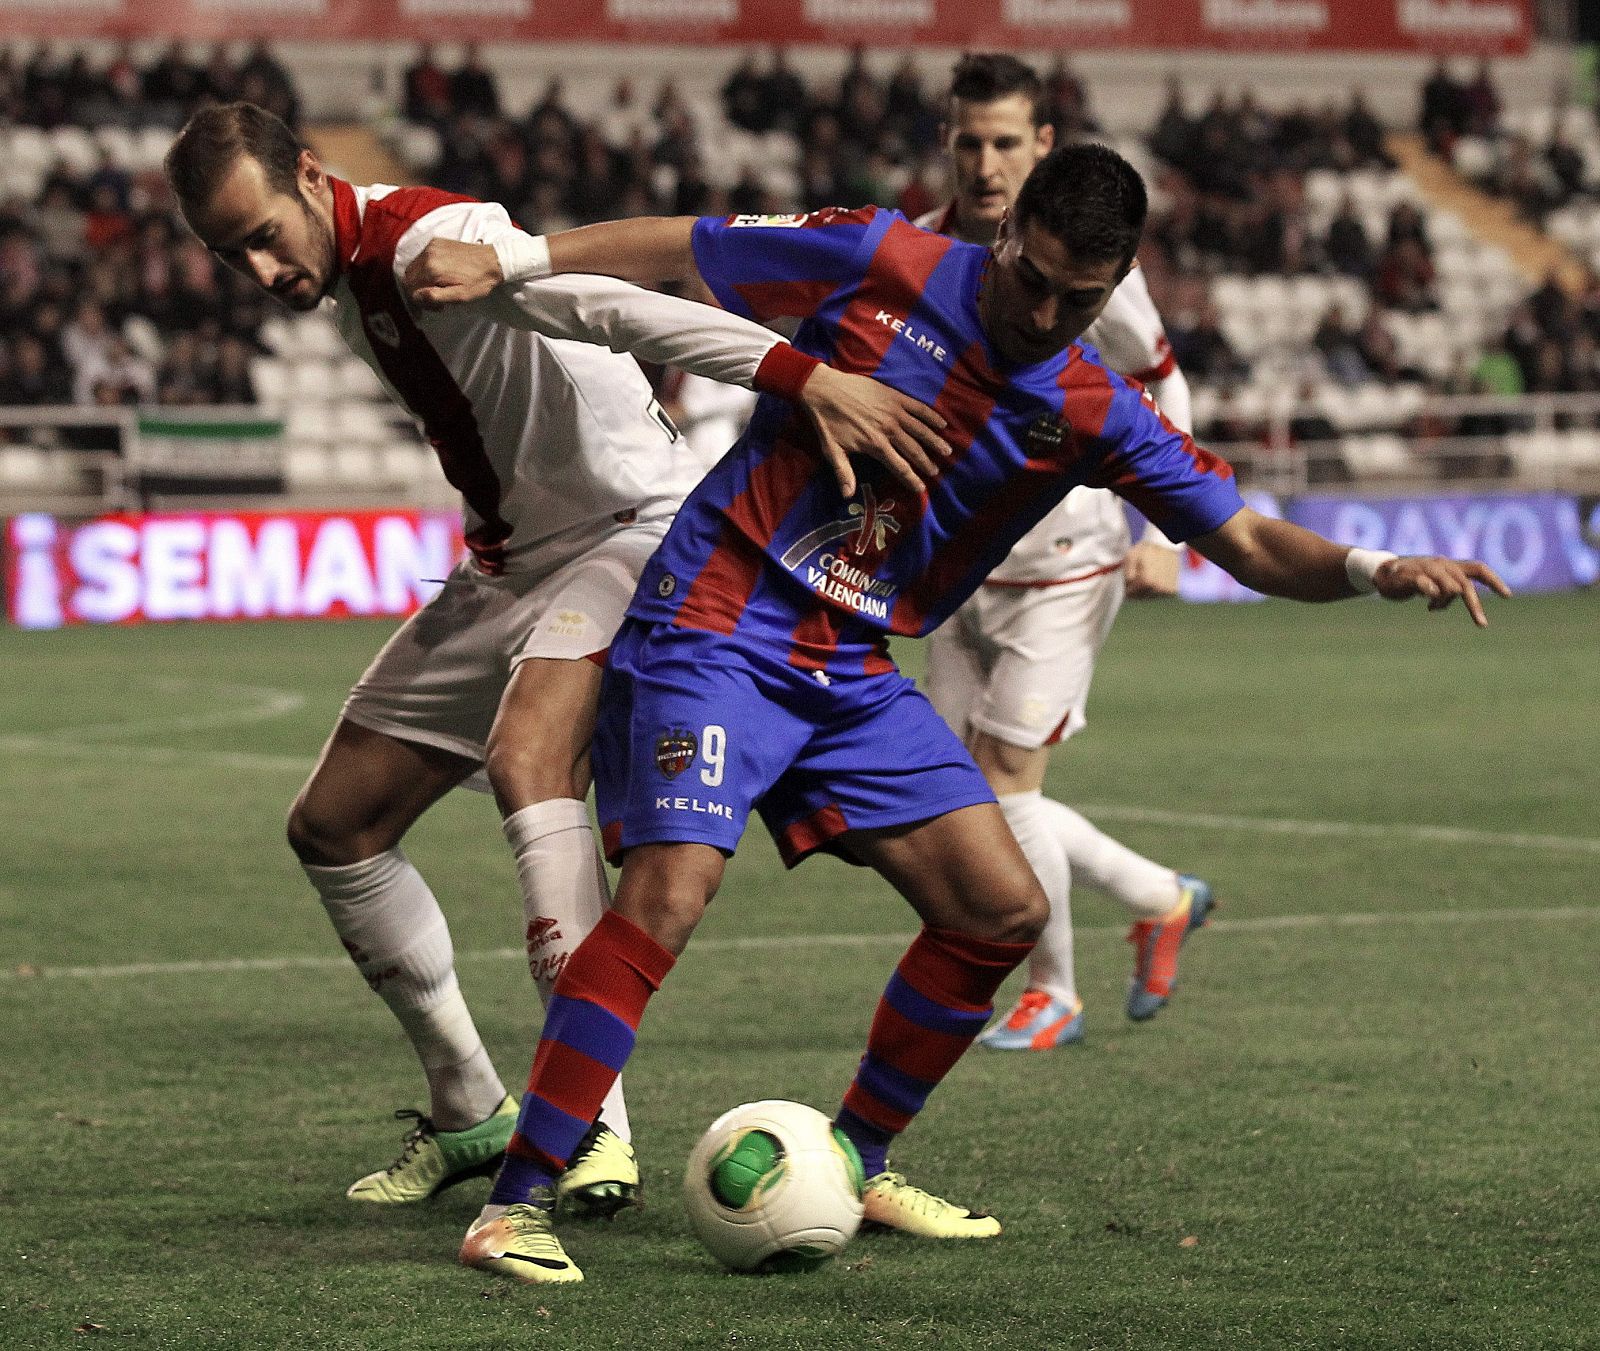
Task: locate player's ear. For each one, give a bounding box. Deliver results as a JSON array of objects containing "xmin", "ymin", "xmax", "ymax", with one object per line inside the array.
[
  {"xmin": 1035, "ymin": 119, "xmax": 1055, "ymax": 156},
  {"xmin": 297, "ymin": 148, "xmax": 325, "ymax": 196}
]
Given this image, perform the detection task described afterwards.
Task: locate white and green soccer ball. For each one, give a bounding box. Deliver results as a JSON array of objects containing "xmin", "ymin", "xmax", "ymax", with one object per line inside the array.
[{"xmin": 683, "ymin": 1099, "xmax": 865, "ymax": 1273}]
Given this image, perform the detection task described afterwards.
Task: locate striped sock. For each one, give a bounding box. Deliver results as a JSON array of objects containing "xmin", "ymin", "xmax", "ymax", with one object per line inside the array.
[
  {"xmin": 488, "ymin": 909, "xmax": 675, "ymax": 1206},
  {"xmin": 837, "ymin": 925, "xmax": 1033, "ymax": 1177}
]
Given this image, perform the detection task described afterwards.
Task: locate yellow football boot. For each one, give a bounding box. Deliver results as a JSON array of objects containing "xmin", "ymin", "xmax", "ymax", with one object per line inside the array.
[
  {"xmin": 862, "ymin": 1171, "xmax": 1002, "ymax": 1238},
  {"xmin": 459, "ymin": 1204, "xmax": 583, "ymax": 1284}
]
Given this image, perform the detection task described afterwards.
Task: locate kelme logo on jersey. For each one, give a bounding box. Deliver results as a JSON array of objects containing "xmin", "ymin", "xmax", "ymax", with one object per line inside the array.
[
  {"xmin": 655, "ymin": 728, "xmax": 698, "ymax": 779},
  {"xmin": 367, "ymin": 312, "xmax": 401, "ymax": 348}
]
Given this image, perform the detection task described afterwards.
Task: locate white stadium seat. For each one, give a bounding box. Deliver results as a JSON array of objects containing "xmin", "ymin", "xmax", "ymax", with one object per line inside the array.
[{"xmin": 1341, "ymin": 433, "xmax": 1411, "ymax": 476}]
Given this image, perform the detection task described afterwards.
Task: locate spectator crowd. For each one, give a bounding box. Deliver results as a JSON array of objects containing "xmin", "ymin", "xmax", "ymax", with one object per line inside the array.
[
  {"xmin": 0, "ymin": 42, "xmax": 298, "ymax": 410},
  {"xmin": 3, "ymin": 40, "xmax": 1599, "ymax": 463}
]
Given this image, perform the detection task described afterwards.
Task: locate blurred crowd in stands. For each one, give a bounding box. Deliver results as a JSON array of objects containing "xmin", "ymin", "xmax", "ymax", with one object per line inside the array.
[
  {"xmin": 3, "ymin": 39, "xmax": 1599, "ymax": 455},
  {"xmin": 0, "ymin": 42, "xmax": 291, "ymax": 409}
]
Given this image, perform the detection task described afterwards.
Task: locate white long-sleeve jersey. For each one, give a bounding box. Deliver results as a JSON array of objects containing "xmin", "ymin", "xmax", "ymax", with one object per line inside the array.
[
  {"xmin": 325, "ymin": 179, "xmax": 789, "ymax": 575},
  {"xmin": 916, "ymin": 203, "xmax": 1192, "ymax": 584}
]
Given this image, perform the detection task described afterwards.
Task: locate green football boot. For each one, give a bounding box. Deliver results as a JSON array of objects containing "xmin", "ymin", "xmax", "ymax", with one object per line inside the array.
[{"xmin": 346, "ymin": 1096, "xmax": 518, "ymax": 1204}]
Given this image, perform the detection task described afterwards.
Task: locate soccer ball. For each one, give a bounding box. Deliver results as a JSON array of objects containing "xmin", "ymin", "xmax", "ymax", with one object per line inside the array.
[{"xmin": 683, "ymin": 1099, "xmax": 865, "ymax": 1273}]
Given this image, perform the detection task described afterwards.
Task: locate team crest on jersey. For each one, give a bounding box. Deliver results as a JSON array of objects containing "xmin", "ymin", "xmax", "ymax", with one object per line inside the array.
[
  {"xmin": 1024, "ymin": 416, "xmax": 1067, "ymax": 457},
  {"xmin": 655, "ymin": 727, "xmax": 698, "ymax": 779},
  {"xmin": 729, "ymin": 213, "xmax": 809, "ymax": 228},
  {"xmin": 367, "ymin": 312, "xmax": 401, "ymax": 348}
]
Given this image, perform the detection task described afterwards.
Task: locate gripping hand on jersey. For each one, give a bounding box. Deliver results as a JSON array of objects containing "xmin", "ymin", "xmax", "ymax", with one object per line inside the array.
[
  {"xmin": 798, "ymin": 363, "xmax": 951, "ymax": 499},
  {"xmin": 1123, "ymin": 538, "xmax": 1182, "ymax": 598}
]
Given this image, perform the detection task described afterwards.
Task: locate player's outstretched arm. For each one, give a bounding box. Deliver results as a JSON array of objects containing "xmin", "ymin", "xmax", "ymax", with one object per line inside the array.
[
  {"xmin": 1191, "ymin": 507, "xmax": 1511, "ymax": 626},
  {"xmin": 407, "ymin": 218, "xmax": 701, "ymax": 307},
  {"xmin": 405, "ymin": 214, "xmax": 951, "ymax": 495}
]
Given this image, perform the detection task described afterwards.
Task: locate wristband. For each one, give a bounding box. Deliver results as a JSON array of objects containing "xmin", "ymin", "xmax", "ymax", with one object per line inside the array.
[
  {"xmin": 492, "ymin": 232, "xmax": 552, "ymax": 285},
  {"xmin": 1345, "ymin": 547, "xmax": 1398, "ymax": 594},
  {"xmin": 752, "ymin": 344, "xmax": 821, "ymax": 401}
]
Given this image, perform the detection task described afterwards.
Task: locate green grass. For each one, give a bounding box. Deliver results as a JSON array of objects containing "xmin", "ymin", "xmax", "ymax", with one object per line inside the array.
[{"xmin": 3, "ymin": 593, "xmax": 1597, "ymax": 1348}]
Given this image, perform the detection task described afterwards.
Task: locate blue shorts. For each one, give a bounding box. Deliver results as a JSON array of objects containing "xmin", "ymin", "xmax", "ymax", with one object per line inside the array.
[{"xmin": 593, "ymin": 619, "xmax": 996, "ymax": 868}]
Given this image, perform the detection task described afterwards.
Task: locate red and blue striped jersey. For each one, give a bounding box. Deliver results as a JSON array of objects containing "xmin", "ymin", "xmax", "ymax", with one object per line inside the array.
[{"xmin": 626, "ymin": 207, "xmax": 1244, "ymax": 668}]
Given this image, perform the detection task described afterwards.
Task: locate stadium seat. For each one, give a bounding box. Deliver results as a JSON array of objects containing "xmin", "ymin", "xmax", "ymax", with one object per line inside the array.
[
  {"xmin": 134, "ymin": 126, "xmax": 175, "ymax": 172},
  {"xmin": 380, "ymin": 444, "xmax": 439, "ymax": 486},
  {"xmin": 285, "ymin": 403, "xmax": 333, "ymax": 446},
  {"xmin": 330, "ymin": 446, "xmax": 382, "ymax": 486},
  {"xmin": 288, "ymin": 359, "xmax": 338, "ymax": 405},
  {"xmin": 1340, "ymin": 433, "xmax": 1412, "ymax": 476},
  {"xmin": 249, "ymin": 357, "xmax": 292, "ymax": 407},
  {"xmin": 91, "ymin": 126, "xmax": 138, "ymax": 169},
  {"xmin": 285, "ymin": 443, "xmax": 337, "ymax": 489},
  {"xmin": 50, "ymin": 126, "xmax": 100, "ymax": 175}
]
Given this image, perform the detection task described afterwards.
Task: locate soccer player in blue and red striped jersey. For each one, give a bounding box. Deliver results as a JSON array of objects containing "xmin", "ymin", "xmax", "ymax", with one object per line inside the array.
[{"xmin": 410, "ymin": 143, "xmax": 1509, "ymax": 1284}]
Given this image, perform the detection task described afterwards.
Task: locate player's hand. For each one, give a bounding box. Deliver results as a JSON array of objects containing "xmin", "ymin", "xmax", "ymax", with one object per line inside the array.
[
  {"xmin": 405, "ymin": 239, "xmax": 504, "ymax": 309},
  {"xmin": 797, "ymin": 364, "xmax": 952, "ymax": 498},
  {"xmin": 1373, "ymin": 556, "xmax": 1512, "ymax": 627},
  {"xmin": 1124, "ymin": 539, "xmax": 1181, "ymax": 598}
]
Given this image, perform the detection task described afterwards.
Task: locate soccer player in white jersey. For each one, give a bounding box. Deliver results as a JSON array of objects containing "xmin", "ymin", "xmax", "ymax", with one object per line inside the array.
[
  {"xmin": 917, "ymin": 55, "xmax": 1211, "ymax": 1049},
  {"xmin": 164, "ymin": 103, "xmax": 949, "ymax": 1209}
]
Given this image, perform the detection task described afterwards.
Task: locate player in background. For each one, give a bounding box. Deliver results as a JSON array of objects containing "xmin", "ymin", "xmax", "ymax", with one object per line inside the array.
[
  {"xmin": 164, "ymin": 104, "xmax": 949, "ymax": 1217},
  {"xmin": 920, "ymin": 54, "xmax": 1210, "ymax": 1048},
  {"xmin": 406, "ymin": 144, "xmax": 1507, "ymax": 1283}
]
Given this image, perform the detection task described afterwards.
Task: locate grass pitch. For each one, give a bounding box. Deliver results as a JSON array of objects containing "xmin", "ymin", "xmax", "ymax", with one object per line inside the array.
[{"xmin": 2, "ymin": 592, "xmax": 1597, "ymax": 1349}]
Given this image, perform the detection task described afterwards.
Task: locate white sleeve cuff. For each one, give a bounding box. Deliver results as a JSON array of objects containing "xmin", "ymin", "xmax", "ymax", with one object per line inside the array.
[{"xmin": 492, "ymin": 232, "xmax": 552, "ymax": 285}]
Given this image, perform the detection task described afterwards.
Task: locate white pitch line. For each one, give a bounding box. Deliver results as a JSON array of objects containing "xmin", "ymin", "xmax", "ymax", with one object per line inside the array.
[
  {"xmin": 3, "ymin": 727, "xmax": 1597, "ymax": 860},
  {"xmin": 9, "ymin": 904, "xmax": 1597, "ymax": 983},
  {"xmin": 1077, "ymin": 803, "xmax": 1600, "ymax": 857},
  {"xmin": 46, "ymin": 682, "xmax": 307, "ymax": 741},
  {"xmin": 4, "ymin": 688, "xmax": 1598, "ymax": 860}
]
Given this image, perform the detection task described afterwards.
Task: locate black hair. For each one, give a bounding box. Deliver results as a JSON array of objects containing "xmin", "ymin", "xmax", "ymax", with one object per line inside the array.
[
  {"xmin": 1013, "ymin": 143, "xmax": 1147, "ymax": 269},
  {"xmin": 948, "ymin": 53, "xmax": 1045, "ymax": 127},
  {"xmin": 165, "ymin": 102, "xmax": 305, "ymax": 211}
]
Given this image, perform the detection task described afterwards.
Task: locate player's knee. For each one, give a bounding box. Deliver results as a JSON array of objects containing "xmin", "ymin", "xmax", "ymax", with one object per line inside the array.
[
  {"xmin": 613, "ymin": 846, "xmax": 724, "ymax": 955},
  {"xmin": 980, "ymin": 874, "xmax": 1049, "ymax": 946},
  {"xmin": 484, "ymin": 736, "xmax": 585, "ymax": 807},
  {"xmin": 286, "ymin": 789, "xmax": 387, "ymax": 867}
]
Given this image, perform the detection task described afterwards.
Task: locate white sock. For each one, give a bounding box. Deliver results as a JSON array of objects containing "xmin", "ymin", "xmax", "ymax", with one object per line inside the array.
[
  {"xmin": 999, "ymin": 791, "xmax": 1077, "ymax": 1006},
  {"xmin": 1040, "ymin": 798, "xmax": 1180, "ymax": 919},
  {"xmin": 503, "ymin": 799, "xmax": 631, "ymax": 1143},
  {"xmin": 306, "ymin": 849, "xmax": 507, "ymax": 1131}
]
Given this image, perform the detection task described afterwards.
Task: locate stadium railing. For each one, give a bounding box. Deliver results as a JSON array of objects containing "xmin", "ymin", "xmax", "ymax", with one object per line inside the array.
[{"xmin": 3, "ymin": 392, "xmax": 1597, "ymax": 515}]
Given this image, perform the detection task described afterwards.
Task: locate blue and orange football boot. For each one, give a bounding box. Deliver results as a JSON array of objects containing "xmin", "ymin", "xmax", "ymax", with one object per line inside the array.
[
  {"xmin": 1126, "ymin": 875, "xmax": 1215, "ymax": 1021},
  {"xmin": 977, "ymin": 990, "xmax": 1085, "ymax": 1050}
]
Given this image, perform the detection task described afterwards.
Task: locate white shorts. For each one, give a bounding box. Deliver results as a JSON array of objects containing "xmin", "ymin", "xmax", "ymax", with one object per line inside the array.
[
  {"xmin": 341, "ymin": 515, "xmax": 670, "ymax": 767},
  {"xmin": 924, "ymin": 565, "xmax": 1126, "ymax": 751}
]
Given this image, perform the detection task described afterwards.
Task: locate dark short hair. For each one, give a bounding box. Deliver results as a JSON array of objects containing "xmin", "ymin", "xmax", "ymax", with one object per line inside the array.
[
  {"xmin": 1013, "ymin": 143, "xmax": 1147, "ymax": 270},
  {"xmin": 948, "ymin": 53, "xmax": 1045, "ymax": 126},
  {"xmin": 165, "ymin": 102, "xmax": 305, "ymax": 212}
]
